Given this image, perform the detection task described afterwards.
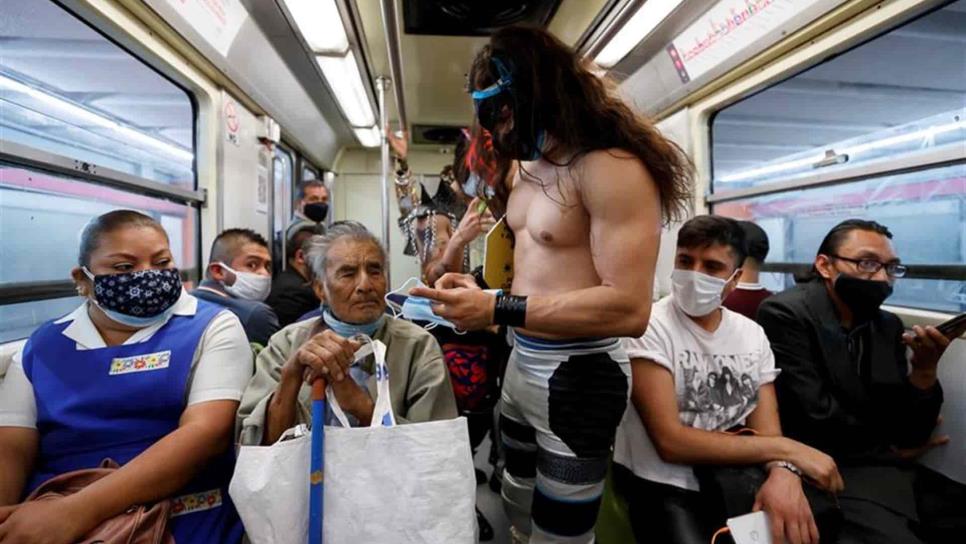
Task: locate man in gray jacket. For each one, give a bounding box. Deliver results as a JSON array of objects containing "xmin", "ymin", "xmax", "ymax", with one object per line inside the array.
[{"xmin": 238, "ymin": 221, "xmax": 457, "ymax": 446}]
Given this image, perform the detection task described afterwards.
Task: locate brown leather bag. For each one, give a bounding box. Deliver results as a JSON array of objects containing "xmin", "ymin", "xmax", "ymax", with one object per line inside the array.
[{"xmin": 24, "ymin": 459, "xmax": 175, "ymax": 544}]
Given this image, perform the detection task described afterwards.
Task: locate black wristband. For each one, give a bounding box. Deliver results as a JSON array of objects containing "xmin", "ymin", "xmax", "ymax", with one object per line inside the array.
[{"xmin": 494, "ymin": 294, "xmax": 527, "ymax": 327}]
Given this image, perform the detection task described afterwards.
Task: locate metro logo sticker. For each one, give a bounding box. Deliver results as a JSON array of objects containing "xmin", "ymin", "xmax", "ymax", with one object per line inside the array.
[
  {"xmin": 170, "ymin": 489, "xmax": 223, "ymax": 518},
  {"xmin": 109, "ymin": 351, "xmax": 171, "ymax": 376}
]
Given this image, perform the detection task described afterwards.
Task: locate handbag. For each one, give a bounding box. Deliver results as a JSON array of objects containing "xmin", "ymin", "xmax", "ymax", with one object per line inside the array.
[{"xmin": 25, "ymin": 459, "xmax": 174, "ymax": 544}]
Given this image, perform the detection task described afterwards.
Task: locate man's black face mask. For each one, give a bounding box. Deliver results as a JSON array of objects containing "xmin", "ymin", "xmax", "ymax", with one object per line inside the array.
[
  {"xmin": 833, "ymin": 273, "xmax": 893, "ymax": 321},
  {"xmin": 304, "ymin": 202, "xmax": 328, "ymax": 223}
]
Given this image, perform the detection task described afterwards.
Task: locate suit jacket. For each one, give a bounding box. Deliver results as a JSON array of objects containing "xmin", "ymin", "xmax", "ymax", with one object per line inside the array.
[{"xmin": 757, "ymin": 278, "xmax": 943, "ymax": 518}]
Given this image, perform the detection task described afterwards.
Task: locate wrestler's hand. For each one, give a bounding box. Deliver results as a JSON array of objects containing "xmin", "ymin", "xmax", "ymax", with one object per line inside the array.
[
  {"xmin": 409, "ymin": 279, "xmax": 495, "ymax": 331},
  {"xmin": 433, "ymin": 272, "xmax": 478, "ymax": 290}
]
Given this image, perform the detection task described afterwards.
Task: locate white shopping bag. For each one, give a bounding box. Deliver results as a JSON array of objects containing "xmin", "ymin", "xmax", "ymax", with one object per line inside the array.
[
  {"xmin": 230, "ymin": 338, "xmax": 477, "ymax": 544},
  {"xmin": 323, "ymin": 338, "xmax": 477, "ymax": 544},
  {"xmin": 229, "ymin": 424, "xmax": 311, "ymax": 544}
]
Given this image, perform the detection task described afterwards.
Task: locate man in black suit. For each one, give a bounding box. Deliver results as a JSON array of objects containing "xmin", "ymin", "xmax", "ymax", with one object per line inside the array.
[{"xmin": 758, "ymin": 219, "xmax": 951, "ymax": 543}]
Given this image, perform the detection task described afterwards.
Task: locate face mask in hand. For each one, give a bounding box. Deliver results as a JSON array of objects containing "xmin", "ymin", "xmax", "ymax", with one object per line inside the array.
[
  {"xmin": 833, "ymin": 273, "xmax": 892, "ymax": 321},
  {"xmin": 218, "ymin": 262, "xmax": 272, "ymax": 302},
  {"xmin": 385, "ymin": 278, "xmax": 461, "ymax": 331},
  {"xmin": 671, "ymin": 268, "xmax": 736, "ymax": 317}
]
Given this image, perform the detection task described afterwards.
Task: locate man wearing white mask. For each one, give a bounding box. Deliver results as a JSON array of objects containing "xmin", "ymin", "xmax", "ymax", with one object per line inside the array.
[
  {"xmin": 612, "ymin": 215, "xmax": 843, "ymax": 544},
  {"xmin": 193, "ymin": 229, "xmax": 279, "ymax": 346}
]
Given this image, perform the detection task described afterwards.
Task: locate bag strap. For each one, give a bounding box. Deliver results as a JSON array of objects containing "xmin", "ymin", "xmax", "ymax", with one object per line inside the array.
[{"xmin": 326, "ymin": 337, "xmax": 395, "ymax": 428}]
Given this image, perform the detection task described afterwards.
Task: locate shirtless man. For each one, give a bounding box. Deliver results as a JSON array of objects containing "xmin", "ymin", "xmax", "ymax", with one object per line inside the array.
[{"xmin": 411, "ymin": 27, "xmax": 691, "ymax": 543}]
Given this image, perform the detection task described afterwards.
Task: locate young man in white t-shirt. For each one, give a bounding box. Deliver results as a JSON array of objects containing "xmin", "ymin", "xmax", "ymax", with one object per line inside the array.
[{"xmin": 613, "ymin": 215, "xmax": 844, "ymax": 544}]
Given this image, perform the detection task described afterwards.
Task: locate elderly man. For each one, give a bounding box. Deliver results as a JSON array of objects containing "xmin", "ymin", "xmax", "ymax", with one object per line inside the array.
[{"xmin": 237, "ymin": 221, "xmax": 457, "ymax": 446}]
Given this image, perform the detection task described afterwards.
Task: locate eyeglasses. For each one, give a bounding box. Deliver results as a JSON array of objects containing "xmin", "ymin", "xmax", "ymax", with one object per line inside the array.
[{"xmin": 829, "ymin": 254, "xmax": 908, "ymax": 278}]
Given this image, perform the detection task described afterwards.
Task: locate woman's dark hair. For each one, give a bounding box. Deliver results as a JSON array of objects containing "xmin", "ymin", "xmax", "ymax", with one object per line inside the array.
[
  {"xmin": 810, "ymin": 218, "xmax": 894, "ymax": 278},
  {"xmin": 78, "ymin": 210, "xmax": 167, "ymax": 267},
  {"xmin": 677, "ymin": 215, "xmax": 747, "ymax": 269},
  {"xmin": 468, "ymin": 26, "xmax": 692, "ymax": 224}
]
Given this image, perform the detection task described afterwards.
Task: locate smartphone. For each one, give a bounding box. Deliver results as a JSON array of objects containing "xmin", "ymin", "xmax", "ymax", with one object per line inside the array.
[
  {"xmin": 727, "ymin": 511, "xmax": 773, "ymax": 544},
  {"xmin": 936, "ymin": 312, "xmax": 966, "ymax": 339}
]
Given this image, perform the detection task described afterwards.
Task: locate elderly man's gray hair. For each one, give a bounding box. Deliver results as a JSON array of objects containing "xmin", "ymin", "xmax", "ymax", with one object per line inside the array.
[{"xmin": 305, "ymin": 220, "xmax": 386, "ymax": 281}]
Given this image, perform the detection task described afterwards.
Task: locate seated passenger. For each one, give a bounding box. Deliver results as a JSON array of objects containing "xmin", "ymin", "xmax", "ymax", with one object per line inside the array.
[
  {"xmin": 237, "ymin": 221, "xmax": 458, "ymax": 446},
  {"xmin": 286, "ymin": 179, "xmax": 329, "ymax": 241},
  {"xmin": 0, "ymin": 210, "xmax": 251, "ymax": 543},
  {"xmin": 613, "ymin": 215, "xmax": 841, "ymax": 544},
  {"xmin": 192, "ymin": 228, "xmax": 279, "ymax": 346},
  {"xmin": 266, "ymin": 224, "xmax": 323, "ymax": 327},
  {"xmin": 723, "ymin": 220, "xmax": 773, "ymax": 320},
  {"xmin": 758, "ymin": 219, "xmax": 950, "ymax": 543}
]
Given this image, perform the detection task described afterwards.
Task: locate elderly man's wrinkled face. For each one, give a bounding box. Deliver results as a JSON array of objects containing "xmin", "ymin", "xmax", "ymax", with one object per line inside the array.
[{"xmin": 320, "ymin": 239, "xmax": 387, "ymax": 324}]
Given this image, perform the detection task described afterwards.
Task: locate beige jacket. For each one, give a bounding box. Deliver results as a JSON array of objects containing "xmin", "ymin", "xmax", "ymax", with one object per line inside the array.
[{"xmin": 237, "ymin": 315, "xmax": 458, "ymax": 445}]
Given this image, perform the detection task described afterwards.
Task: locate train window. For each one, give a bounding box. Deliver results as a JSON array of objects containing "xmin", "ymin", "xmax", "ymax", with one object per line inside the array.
[
  {"xmin": 274, "ymin": 147, "xmax": 294, "ymax": 235},
  {"xmin": 711, "ymin": 1, "xmax": 964, "ymax": 193},
  {"xmin": 710, "ymin": 0, "xmax": 966, "ymax": 313},
  {"xmin": 302, "ymin": 164, "xmax": 320, "ymax": 182},
  {"xmin": 0, "ymin": 0, "xmax": 195, "ymax": 188},
  {"xmin": 0, "ymin": 164, "xmax": 200, "ymax": 341}
]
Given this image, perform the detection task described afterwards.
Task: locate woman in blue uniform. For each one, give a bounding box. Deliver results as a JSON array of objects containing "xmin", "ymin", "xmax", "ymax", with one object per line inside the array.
[{"xmin": 0, "ymin": 210, "xmax": 252, "ymax": 543}]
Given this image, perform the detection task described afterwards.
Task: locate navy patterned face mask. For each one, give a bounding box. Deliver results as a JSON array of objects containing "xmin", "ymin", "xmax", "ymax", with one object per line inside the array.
[{"xmin": 83, "ymin": 267, "xmax": 182, "ymax": 326}]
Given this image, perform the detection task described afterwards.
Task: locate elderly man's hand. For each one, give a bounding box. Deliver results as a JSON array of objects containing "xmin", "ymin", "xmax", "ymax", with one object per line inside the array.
[{"xmin": 284, "ymin": 330, "xmax": 361, "ymax": 383}]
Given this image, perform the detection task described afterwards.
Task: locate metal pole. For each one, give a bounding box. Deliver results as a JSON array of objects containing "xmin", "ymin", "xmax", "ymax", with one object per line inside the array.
[{"xmin": 376, "ymin": 75, "xmax": 392, "ymax": 287}]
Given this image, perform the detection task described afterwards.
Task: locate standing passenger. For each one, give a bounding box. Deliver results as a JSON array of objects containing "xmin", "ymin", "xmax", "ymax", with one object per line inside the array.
[
  {"xmin": 723, "ymin": 220, "xmax": 773, "ymax": 320},
  {"xmin": 411, "ymin": 26, "xmax": 692, "ymax": 543},
  {"xmin": 0, "ymin": 210, "xmax": 251, "ymax": 543},
  {"xmin": 286, "ymin": 179, "xmax": 329, "ymax": 241},
  {"xmin": 193, "ymin": 229, "xmax": 279, "ymax": 346}
]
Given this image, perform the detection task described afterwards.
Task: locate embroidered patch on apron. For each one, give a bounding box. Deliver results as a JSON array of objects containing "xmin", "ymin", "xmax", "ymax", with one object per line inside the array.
[
  {"xmin": 170, "ymin": 488, "xmax": 223, "ymax": 517},
  {"xmin": 109, "ymin": 350, "xmax": 171, "ymax": 376}
]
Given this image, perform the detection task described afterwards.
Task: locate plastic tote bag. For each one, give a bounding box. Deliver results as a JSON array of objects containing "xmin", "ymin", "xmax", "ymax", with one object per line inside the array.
[{"xmin": 230, "ymin": 338, "xmax": 477, "ymax": 544}]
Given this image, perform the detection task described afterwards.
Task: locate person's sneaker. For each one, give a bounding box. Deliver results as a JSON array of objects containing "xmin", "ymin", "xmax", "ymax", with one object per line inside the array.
[
  {"xmin": 475, "ymin": 468, "xmax": 487, "ymax": 486},
  {"xmin": 509, "ymin": 525, "xmax": 528, "ymax": 544},
  {"xmin": 476, "ymin": 508, "xmax": 494, "ymax": 541},
  {"xmin": 488, "ymin": 470, "xmax": 502, "ymax": 494}
]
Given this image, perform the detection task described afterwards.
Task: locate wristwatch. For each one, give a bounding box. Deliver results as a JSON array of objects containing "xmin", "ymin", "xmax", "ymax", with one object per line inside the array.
[{"xmin": 772, "ymin": 460, "xmax": 803, "ymax": 478}]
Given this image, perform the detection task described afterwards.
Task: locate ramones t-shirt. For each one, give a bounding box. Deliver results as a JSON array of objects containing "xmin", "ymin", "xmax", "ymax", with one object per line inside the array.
[{"xmin": 613, "ymin": 296, "xmax": 779, "ymax": 491}]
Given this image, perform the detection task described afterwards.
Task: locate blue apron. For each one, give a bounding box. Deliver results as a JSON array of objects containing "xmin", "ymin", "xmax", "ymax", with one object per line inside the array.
[{"xmin": 21, "ymin": 300, "xmax": 244, "ymax": 544}]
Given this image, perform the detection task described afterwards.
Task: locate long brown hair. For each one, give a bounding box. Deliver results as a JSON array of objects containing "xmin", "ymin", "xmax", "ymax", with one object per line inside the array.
[{"xmin": 469, "ymin": 26, "xmax": 692, "ymax": 224}]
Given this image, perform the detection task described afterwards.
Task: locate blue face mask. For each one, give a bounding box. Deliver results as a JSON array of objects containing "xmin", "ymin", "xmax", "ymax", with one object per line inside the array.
[
  {"xmin": 462, "ymin": 173, "xmax": 481, "ymax": 198},
  {"xmin": 322, "ymin": 306, "xmax": 385, "ymax": 337},
  {"xmin": 385, "ymin": 278, "xmax": 461, "ymax": 331}
]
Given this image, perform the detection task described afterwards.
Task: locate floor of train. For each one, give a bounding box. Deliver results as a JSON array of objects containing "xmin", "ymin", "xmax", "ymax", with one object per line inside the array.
[{"xmin": 474, "ymin": 434, "xmax": 513, "ymax": 544}]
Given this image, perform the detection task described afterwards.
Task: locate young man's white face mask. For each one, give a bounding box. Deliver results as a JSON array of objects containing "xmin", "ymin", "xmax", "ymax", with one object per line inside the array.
[
  {"xmin": 670, "ymin": 268, "xmax": 738, "ymax": 317},
  {"xmin": 218, "ymin": 262, "xmax": 272, "ymax": 302}
]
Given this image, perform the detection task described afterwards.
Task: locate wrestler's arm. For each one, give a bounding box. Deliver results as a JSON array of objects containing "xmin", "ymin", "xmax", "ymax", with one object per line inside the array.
[{"xmin": 524, "ymin": 151, "xmax": 660, "ymax": 337}]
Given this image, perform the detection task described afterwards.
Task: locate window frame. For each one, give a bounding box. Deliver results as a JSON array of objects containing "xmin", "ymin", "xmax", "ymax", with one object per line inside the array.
[
  {"xmin": 0, "ymin": 0, "xmax": 205, "ymax": 315},
  {"xmin": 700, "ymin": 0, "xmax": 966, "ymax": 286}
]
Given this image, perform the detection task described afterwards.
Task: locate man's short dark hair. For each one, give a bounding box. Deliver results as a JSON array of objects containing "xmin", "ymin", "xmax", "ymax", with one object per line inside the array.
[
  {"xmin": 739, "ymin": 221, "xmax": 770, "ymax": 263},
  {"xmin": 286, "ymin": 224, "xmax": 323, "ymax": 263},
  {"xmin": 817, "ymin": 219, "xmax": 893, "ymax": 257},
  {"xmin": 677, "ymin": 215, "xmax": 747, "ymax": 269},
  {"xmin": 297, "ymin": 179, "xmax": 327, "ymax": 200},
  {"xmin": 207, "ymin": 228, "xmax": 269, "ymax": 277}
]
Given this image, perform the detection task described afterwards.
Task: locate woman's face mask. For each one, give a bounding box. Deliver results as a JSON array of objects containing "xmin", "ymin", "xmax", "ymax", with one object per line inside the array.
[{"xmin": 83, "ymin": 267, "xmax": 182, "ymax": 327}]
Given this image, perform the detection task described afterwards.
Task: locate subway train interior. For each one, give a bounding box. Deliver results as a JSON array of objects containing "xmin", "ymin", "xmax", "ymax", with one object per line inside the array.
[{"xmin": 0, "ymin": 0, "xmax": 964, "ymax": 543}]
